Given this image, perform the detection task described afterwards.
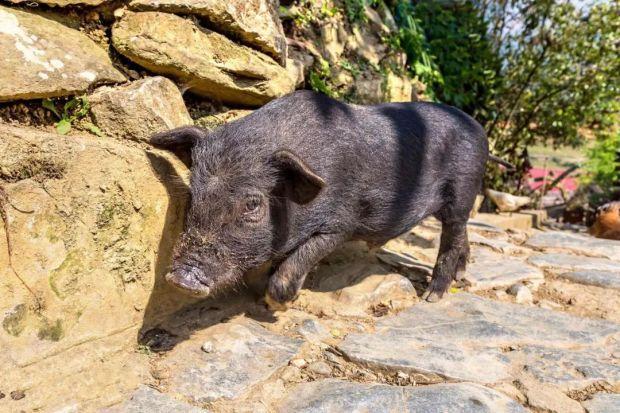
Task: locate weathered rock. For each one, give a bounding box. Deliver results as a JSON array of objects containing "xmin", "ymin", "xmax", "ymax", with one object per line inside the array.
[
  {"xmin": 508, "ymin": 283, "xmax": 533, "ymax": 304},
  {"xmin": 277, "ymin": 380, "xmax": 527, "ymax": 413},
  {"xmin": 297, "ymin": 319, "xmax": 330, "ymax": 345},
  {"xmin": 7, "ymin": 0, "xmax": 108, "ymax": 6},
  {"xmin": 582, "ymin": 393, "xmax": 620, "ymax": 413},
  {"xmin": 353, "ymin": 76, "xmax": 384, "ymax": 104},
  {"xmin": 333, "ymin": 272, "xmax": 415, "ymax": 311},
  {"xmin": 346, "ymin": 26, "xmax": 386, "ymax": 65},
  {"xmin": 558, "ymin": 270, "xmax": 620, "ymax": 290},
  {"xmin": 384, "ymin": 71, "xmax": 412, "ymax": 102},
  {"xmin": 102, "ymin": 386, "xmax": 206, "ymax": 413},
  {"xmin": 486, "ymin": 189, "xmax": 531, "ymax": 212},
  {"xmin": 307, "ymin": 361, "xmax": 331, "ymax": 376},
  {"xmin": 0, "ymin": 124, "xmax": 192, "ymax": 411},
  {"xmin": 514, "ymin": 345, "xmax": 620, "ymax": 391},
  {"xmin": 112, "ymin": 12, "xmax": 295, "ymax": 106},
  {"xmin": 519, "ymin": 377, "xmax": 584, "ymax": 413},
  {"xmin": 286, "ymin": 58, "xmax": 305, "ymax": 88},
  {"xmin": 338, "ymin": 293, "xmax": 620, "ymax": 385},
  {"xmin": 465, "ymin": 247, "xmax": 543, "ymax": 291},
  {"xmin": 528, "ymin": 253, "xmax": 620, "ymax": 273},
  {"xmin": 469, "ymin": 232, "xmax": 522, "ymax": 254},
  {"xmin": 353, "ymin": 70, "xmax": 412, "ymax": 104},
  {"xmin": 298, "ymin": 262, "xmax": 416, "ymax": 317},
  {"xmin": 129, "ymin": 0, "xmax": 287, "ymax": 64},
  {"xmin": 320, "ymin": 21, "xmax": 346, "ymax": 63},
  {"xmin": 0, "ymin": 6, "xmax": 125, "ymax": 102},
  {"xmin": 89, "ymin": 77, "xmax": 192, "ymax": 143},
  {"xmin": 195, "ymin": 109, "xmax": 254, "ymax": 131},
  {"xmin": 527, "ymin": 231, "xmax": 620, "ymax": 261},
  {"xmin": 161, "ymin": 318, "xmax": 302, "ymax": 403}
]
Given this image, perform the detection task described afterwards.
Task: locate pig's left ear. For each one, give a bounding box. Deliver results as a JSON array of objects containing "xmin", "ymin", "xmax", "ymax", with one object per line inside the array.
[
  {"xmin": 150, "ymin": 126, "xmax": 206, "ymax": 148},
  {"xmin": 271, "ymin": 150, "xmax": 326, "ymax": 204}
]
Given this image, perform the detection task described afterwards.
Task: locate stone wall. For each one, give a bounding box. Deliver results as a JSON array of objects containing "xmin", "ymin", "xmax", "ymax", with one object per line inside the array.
[{"xmin": 0, "ymin": 1, "xmax": 423, "ymax": 410}]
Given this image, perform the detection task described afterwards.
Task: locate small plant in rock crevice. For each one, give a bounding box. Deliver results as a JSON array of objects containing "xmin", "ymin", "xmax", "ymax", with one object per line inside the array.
[{"xmin": 42, "ymin": 96, "xmax": 102, "ymax": 136}]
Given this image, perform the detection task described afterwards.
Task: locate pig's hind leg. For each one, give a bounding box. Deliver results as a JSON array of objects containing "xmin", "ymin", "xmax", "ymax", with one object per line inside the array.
[
  {"xmin": 422, "ymin": 217, "xmax": 468, "ymax": 303},
  {"xmin": 266, "ymin": 233, "xmax": 346, "ymax": 310}
]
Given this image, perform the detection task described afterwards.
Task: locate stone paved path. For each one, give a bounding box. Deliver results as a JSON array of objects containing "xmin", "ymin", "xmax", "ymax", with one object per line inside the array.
[{"xmin": 87, "ymin": 224, "xmax": 620, "ymax": 412}]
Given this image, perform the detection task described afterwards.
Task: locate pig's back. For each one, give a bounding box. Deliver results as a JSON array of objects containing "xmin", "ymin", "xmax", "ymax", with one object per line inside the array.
[{"xmin": 241, "ymin": 91, "xmax": 488, "ymax": 237}]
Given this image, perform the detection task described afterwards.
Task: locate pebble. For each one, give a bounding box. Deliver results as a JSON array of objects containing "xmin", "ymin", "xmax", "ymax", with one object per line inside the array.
[
  {"xmin": 307, "ymin": 361, "xmax": 332, "ymax": 376},
  {"xmin": 508, "ymin": 284, "xmax": 533, "ymax": 304},
  {"xmin": 291, "ymin": 358, "xmax": 307, "ymax": 368},
  {"xmin": 324, "ymin": 351, "xmax": 344, "ymax": 365},
  {"xmin": 280, "ymin": 366, "xmax": 302, "ymax": 383},
  {"xmin": 0, "ymin": 391, "xmax": 4, "ymax": 399},
  {"xmin": 397, "ymin": 371, "xmax": 409, "ymax": 380},
  {"xmin": 201, "ymin": 341, "xmax": 214, "ymax": 353},
  {"xmin": 357, "ymin": 370, "xmax": 378, "ymax": 381},
  {"xmin": 495, "ymin": 290, "xmax": 508, "ymax": 299},
  {"xmin": 10, "ymin": 390, "xmax": 25, "ymax": 400},
  {"xmin": 114, "ymin": 8, "xmax": 126, "ymax": 18}
]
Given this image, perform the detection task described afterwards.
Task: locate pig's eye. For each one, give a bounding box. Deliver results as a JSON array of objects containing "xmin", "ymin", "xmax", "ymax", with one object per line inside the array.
[{"xmin": 244, "ymin": 196, "xmax": 262, "ymax": 215}]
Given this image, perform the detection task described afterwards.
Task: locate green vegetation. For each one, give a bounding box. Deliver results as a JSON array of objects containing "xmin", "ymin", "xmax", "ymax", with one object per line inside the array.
[
  {"xmin": 396, "ymin": 1, "xmax": 499, "ymax": 120},
  {"xmin": 43, "ymin": 96, "xmax": 102, "ymax": 136},
  {"xmin": 343, "ymin": 0, "xmax": 368, "ymax": 23},
  {"xmin": 309, "ymin": 58, "xmax": 339, "ymax": 98},
  {"xmin": 391, "ymin": 0, "xmax": 442, "ymax": 99},
  {"xmin": 388, "ymin": 1, "xmax": 619, "ymax": 194},
  {"xmin": 583, "ymin": 130, "xmax": 620, "ymax": 199},
  {"xmin": 286, "ymin": 1, "xmax": 618, "ymax": 197}
]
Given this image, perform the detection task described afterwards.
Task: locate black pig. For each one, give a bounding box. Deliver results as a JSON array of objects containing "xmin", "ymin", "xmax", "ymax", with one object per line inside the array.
[{"xmin": 152, "ymin": 90, "xmax": 497, "ymax": 305}]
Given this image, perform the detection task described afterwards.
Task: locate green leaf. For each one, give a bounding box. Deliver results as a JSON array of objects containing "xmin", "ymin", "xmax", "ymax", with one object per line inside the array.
[
  {"xmin": 55, "ymin": 119, "xmax": 72, "ymax": 135},
  {"xmin": 84, "ymin": 122, "xmax": 103, "ymax": 137},
  {"xmin": 42, "ymin": 99, "xmax": 61, "ymax": 119}
]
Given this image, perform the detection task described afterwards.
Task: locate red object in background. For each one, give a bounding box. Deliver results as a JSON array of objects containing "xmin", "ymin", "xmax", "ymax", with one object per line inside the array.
[{"xmin": 526, "ymin": 167, "xmax": 578, "ymax": 193}]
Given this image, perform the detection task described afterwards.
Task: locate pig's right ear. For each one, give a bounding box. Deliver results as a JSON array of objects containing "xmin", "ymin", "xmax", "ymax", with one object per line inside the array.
[
  {"xmin": 150, "ymin": 126, "xmax": 206, "ymax": 148},
  {"xmin": 271, "ymin": 149, "xmax": 326, "ymax": 204}
]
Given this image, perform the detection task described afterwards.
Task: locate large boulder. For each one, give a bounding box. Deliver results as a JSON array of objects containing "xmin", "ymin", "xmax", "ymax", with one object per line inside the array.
[
  {"xmin": 129, "ymin": 0, "xmax": 287, "ymax": 65},
  {"xmin": 0, "ymin": 124, "xmax": 197, "ymax": 409},
  {"xmin": 7, "ymin": 0, "xmax": 109, "ymax": 6},
  {"xmin": 89, "ymin": 76, "xmax": 193, "ymax": 143},
  {"xmin": 112, "ymin": 12, "xmax": 295, "ymax": 107},
  {"xmin": 0, "ymin": 6, "xmax": 125, "ymax": 102}
]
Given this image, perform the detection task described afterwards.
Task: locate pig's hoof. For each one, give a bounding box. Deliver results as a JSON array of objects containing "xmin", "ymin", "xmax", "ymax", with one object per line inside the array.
[
  {"xmin": 264, "ymin": 293, "xmax": 290, "ymax": 312},
  {"xmin": 422, "ymin": 288, "xmax": 443, "ymax": 303}
]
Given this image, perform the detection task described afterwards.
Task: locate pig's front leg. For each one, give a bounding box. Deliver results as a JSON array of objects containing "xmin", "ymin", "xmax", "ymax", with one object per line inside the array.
[{"xmin": 266, "ymin": 233, "xmax": 346, "ymax": 310}]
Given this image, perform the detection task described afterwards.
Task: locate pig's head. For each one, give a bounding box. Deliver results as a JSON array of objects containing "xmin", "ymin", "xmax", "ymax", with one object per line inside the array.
[{"xmin": 151, "ymin": 126, "xmax": 325, "ymax": 298}]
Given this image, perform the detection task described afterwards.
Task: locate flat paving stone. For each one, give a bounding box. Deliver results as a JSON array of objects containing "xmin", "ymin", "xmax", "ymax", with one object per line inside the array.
[
  {"xmin": 469, "ymin": 232, "xmax": 522, "ymax": 254},
  {"xmin": 465, "ymin": 247, "xmax": 543, "ymax": 291},
  {"xmin": 581, "ymin": 393, "xmax": 620, "ymax": 413},
  {"xmin": 339, "ymin": 293, "xmax": 620, "ymax": 386},
  {"xmin": 161, "ymin": 319, "xmax": 302, "ymax": 403},
  {"xmin": 558, "ymin": 270, "xmax": 620, "ymax": 290},
  {"xmin": 277, "ymin": 379, "xmax": 527, "ymax": 413},
  {"xmin": 528, "ymin": 253, "xmax": 620, "ymax": 273},
  {"xmin": 527, "ymin": 231, "xmax": 620, "ymax": 261},
  {"xmin": 513, "ymin": 346, "xmax": 620, "ymax": 391},
  {"xmin": 102, "ymin": 386, "xmax": 206, "ymax": 412}
]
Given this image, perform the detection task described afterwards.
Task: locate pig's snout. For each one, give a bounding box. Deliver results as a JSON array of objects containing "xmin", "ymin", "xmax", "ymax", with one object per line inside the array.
[{"xmin": 165, "ymin": 266, "xmax": 211, "ymax": 298}]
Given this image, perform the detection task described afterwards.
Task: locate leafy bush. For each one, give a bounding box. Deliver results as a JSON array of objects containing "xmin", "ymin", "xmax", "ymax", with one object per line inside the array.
[
  {"xmin": 405, "ymin": 1, "xmax": 500, "ymax": 121},
  {"xmin": 583, "ymin": 130, "xmax": 620, "ymax": 196}
]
